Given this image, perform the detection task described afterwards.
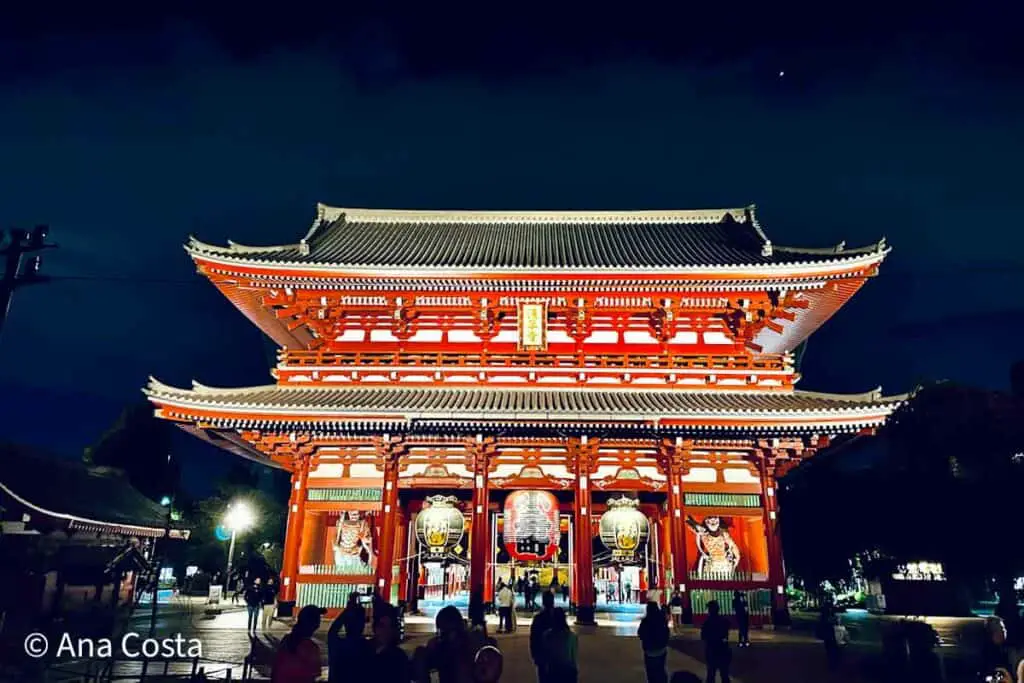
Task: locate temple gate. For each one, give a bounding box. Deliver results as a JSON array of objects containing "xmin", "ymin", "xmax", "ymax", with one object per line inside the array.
[{"xmin": 145, "ymin": 204, "xmax": 904, "ymax": 624}]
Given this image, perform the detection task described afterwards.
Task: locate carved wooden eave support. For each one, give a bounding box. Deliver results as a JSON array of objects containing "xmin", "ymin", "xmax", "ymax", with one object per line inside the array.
[
  {"xmin": 463, "ymin": 434, "xmax": 499, "ymax": 475},
  {"xmin": 564, "ymin": 299, "xmax": 593, "ymax": 347},
  {"xmin": 390, "ymin": 299, "xmax": 419, "ymax": 341},
  {"xmin": 648, "ymin": 303, "xmax": 677, "ymax": 345},
  {"xmin": 745, "ymin": 447, "xmax": 801, "ymax": 480},
  {"xmin": 372, "ymin": 435, "xmax": 410, "ymax": 475},
  {"xmin": 566, "ymin": 436, "xmax": 601, "ymax": 477},
  {"xmin": 656, "ymin": 437, "xmax": 693, "ymax": 478},
  {"xmin": 475, "ymin": 299, "xmax": 503, "ymax": 341},
  {"xmin": 238, "ymin": 430, "xmax": 319, "ymax": 470}
]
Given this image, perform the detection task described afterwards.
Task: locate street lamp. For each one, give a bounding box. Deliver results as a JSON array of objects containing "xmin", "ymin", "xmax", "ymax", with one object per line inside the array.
[{"xmin": 223, "ymin": 501, "xmax": 255, "ymax": 591}]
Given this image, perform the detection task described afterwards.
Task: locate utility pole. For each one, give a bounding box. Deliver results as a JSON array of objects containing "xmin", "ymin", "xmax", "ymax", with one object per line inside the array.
[{"xmin": 0, "ymin": 225, "xmax": 57, "ymax": 341}]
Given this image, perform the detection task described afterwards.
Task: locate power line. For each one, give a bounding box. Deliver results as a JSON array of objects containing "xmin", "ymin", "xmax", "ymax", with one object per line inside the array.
[{"xmin": 49, "ymin": 275, "xmax": 200, "ymax": 285}]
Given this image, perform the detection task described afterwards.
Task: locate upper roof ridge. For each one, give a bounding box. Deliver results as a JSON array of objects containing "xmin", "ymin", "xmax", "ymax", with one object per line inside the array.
[
  {"xmin": 183, "ymin": 203, "xmax": 889, "ymax": 275},
  {"xmin": 315, "ymin": 203, "xmax": 752, "ymax": 226}
]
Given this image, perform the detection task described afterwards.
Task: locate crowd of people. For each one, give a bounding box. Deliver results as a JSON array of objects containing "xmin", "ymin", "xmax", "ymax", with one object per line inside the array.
[
  {"xmin": 270, "ymin": 594, "xmax": 500, "ymax": 683},
  {"xmin": 204, "ymin": 563, "xmax": 1024, "ymax": 683},
  {"xmin": 267, "ymin": 584, "xmax": 757, "ymax": 683}
]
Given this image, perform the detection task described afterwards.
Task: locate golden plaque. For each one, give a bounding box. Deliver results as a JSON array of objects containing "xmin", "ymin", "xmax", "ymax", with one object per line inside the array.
[{"xmin": 518, "ymin": 301, "xmax": 548, "ymax": 351}]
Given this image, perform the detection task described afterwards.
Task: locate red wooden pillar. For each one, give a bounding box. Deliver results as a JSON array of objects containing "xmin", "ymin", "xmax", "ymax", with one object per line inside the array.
[
  {"xmin": 374, "ymin": 437, "xmax": 403, "ymax": 602},
  {"xmin": 660, "ymin": 439, "xmax": 690, "ymax": 610},
  {"xmin": 407, "ymin": 510, "xmax": 422, "ymax": 614},
  {"xmin": 570, "ymin": 437, "xmax": 597, "ymax": 625},
  {"xmin": 280, "ymin": 455, "xmax": 311, "ymax": 612},
  {"xmin": 397, "ymin": 511, "xmax": 410, "ymax": 602},
  {"xmin": 469, "ymin": 436, "xmax": 492, "ymax": 600},
  {"xmin": 760, "ymin": 453, "xmax": 788, "ymax": 622},
  {"xmin": 657, "ymin": 514, "xmax": 672, "ymax": 591}
]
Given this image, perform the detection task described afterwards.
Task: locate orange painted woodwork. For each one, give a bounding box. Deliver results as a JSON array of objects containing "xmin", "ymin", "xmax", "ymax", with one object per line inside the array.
[{"xmin": 145, "ymin": 204, "xmax": 906, "ymax": 622}]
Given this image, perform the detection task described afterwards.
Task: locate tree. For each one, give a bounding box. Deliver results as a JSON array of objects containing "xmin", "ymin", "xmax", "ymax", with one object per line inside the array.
[
  {"xmin": 84, "ymin": 402, "xmax": 179, "ymax": 502},
  {"xmin": 179, "ymin": 461, "xmax": 289, "ymax": 576},
  {"xmin": 880, "ymin": 380, "xmax": 1024, "ymax": 581},
  {"xmin": 780, "ymin": 366, "xmax": 1024, "ymax": 603},
  {"xmin": 779, "ymin": 463, "xmax": 868, "ymax": 591}
]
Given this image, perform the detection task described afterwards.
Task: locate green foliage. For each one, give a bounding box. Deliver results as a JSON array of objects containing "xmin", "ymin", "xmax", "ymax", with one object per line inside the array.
[
  {"xmin": 781, "ymin": 367, "xmax": 1024, "ymax": 589},
  {"xmin": 83, "ymin": 402, "xmax": 179, "ymax": 502},
  {"xmin": 178, "ymin": 461, "xmax": 289, "ymax": 574},
  {"xmin": 778, "ymin": 462, "xmax": 866, "ymax": 589}
]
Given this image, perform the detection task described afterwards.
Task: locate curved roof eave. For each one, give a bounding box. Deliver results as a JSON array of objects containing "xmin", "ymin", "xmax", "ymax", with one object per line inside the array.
[{"xmin": 184, "ymin": 245, "xmax": 890, "ymax": 279}]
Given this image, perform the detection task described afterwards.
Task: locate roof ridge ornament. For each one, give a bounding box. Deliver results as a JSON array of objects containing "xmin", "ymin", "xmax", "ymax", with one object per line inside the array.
[
  {"xmin": 761, "ymin": 240, "xmax": 773, "ymax": 257},
  {"xmin": 320, "ymin": 206, "xmax": 752, "ymax": 225}
]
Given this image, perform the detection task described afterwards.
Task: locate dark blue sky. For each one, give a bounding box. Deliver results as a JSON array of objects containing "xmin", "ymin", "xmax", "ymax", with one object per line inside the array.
[{"xmin": 1, "ymin": 5, "xmax": 1022, "ymax": 488}]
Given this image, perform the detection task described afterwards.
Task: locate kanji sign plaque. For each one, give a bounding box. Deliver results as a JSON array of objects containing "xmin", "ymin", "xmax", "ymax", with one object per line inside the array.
[{"xmin": 517, "ymin": 301, "xmax": 548, "ymax": 351}]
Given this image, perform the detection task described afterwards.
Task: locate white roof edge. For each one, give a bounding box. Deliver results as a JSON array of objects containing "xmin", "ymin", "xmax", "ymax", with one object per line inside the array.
[
  {"xmin": 144, "ymin": 382, "xmax": 908, "ymax": 415},
  {"xmin": 146, "ymin": 380, "xmax": 903, "ymax": 400},
  {"xmin": 0, "ymin": 480, "xmax": 171, "ymax": 537},
  {"xmin": 187, "ymin": 245, "xmax": 888, "ymax": 277},
  {"xmin": 791, "ymin": 386, "xmax": 908, "ymax": 404},
  {"xmin": 185, "ymin": 237, "xmax": 299, "ymax": 257},
  {"xmin": 148, "ymin": 395, "xmax": 899, "ymax": 422},
  {"xmin": 315, "ymin": 203, "xmax": 753, "ymax": 225}
]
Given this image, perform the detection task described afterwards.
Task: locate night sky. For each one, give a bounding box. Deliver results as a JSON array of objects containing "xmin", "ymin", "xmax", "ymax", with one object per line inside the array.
[{"xmin": 1, "ymin": 4, "xmax": 1022, "ymax": 493}]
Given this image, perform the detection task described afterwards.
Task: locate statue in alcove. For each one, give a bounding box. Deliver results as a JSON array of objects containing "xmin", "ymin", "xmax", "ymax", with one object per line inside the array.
[
  {"xmin": 333, "ymin": 511, "xmax": 373, "ymax": 569},
  {"xmin": 686, "ymin": 515, "xmax": 740, "ymax": 578}
]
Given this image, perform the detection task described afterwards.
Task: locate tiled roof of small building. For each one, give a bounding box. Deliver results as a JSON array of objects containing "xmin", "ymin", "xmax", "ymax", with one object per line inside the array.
[
  {"xmin": 0, "ymin": 444, "xmax": 189, "ymax": 536},
  {"xmin": 187, "ymin": 204, "xmax": 887, "ymax": 273}
]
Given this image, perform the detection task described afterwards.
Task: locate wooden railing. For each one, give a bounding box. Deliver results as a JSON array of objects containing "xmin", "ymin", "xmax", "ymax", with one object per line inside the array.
[
  {"xmin": 688, "ymin": 570, "xmax": 765, "ymax": 582},
  {"xmin": 299, "ymin": 563, "xmax": 373, "ymax": 576},
  {"xmin": 281, "ymin": 349, "xmax": 790, "ymax": 372}
]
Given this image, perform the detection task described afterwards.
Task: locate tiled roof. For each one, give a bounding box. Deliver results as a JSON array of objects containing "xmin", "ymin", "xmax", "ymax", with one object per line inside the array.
[
  {"xmin": 0, "ymin": 444, "xmax": 189, "ymax": 535},
  {"xmin": 145, "ymin": 380, "xmax": 905, "ymax": 432},
  {"xmin": 187, "ymin": 204, "xmax": 887, "ymax": 273}
]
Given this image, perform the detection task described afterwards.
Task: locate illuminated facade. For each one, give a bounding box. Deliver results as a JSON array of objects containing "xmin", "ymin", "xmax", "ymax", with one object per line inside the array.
[{"xmin": 145, "ymin": 204, "xmax": 903, "ymax": 623}]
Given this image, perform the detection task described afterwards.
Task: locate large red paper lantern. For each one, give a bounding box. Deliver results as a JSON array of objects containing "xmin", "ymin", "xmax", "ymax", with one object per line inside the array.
[{"xmin": 503, "ymin": 490, "xmax": 560, "ymax": 561}]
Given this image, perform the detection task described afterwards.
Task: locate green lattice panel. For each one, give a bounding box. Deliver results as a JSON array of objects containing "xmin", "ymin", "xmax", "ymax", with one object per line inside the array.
[
  {"xmin": 684, "ymin": 493, "xmax": 761, "ymax": 508},
  {"xmin": 307, "ymin": 488, "xmax": 383, "ymax": 502},
  {"xmin": 690, "ymin": 588, "xmax": 772, "ymax": 616},
  {"xmin": 297, "ymin": 583, "xmax": 373, "ymax": 609}
]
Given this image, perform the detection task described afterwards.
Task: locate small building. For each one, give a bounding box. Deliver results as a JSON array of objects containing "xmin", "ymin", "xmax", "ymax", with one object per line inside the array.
[
  {"xmin": 0, "ymin": 445, "xmax": 189, "ymax": 633},
  {"xmin": 864, "ymin": 560, "xmax": 971, "ymax": 616}
]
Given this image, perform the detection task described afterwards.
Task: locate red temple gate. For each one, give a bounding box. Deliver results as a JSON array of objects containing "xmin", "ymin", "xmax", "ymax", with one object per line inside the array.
[{"xmin": 145, "ymin": 204, "xmax": 904, "ymax": 624}]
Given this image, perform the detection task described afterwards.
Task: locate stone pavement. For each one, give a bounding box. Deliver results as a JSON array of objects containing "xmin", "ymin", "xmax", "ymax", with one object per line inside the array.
[
  {"xmin": 150, "ymin": 608, "xmax": 729, "ymax": 681},
  {"xmin": 22, "ymin": 602, "xmax": 987, "ymax": 681},
  {"xmin": 51, "ymin": 607, "xmax": 735, "ymax": 681},
  {"xmin": 671, "ymin": 626, "xmax": 981, "ymax": 683},
  {"xmin": 53, "ymin": 603, "xmax": 989, "ymax": 682}
]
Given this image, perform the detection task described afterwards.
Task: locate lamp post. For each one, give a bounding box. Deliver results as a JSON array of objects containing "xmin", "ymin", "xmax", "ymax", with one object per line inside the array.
[
  {"xmin": 139, "ymin": 492, "xmax": 174, "ymax": 680},
  {"xmin": 223, "ymin": 501, "xmax": 255, "ymax": 592},
  {"xmin": 149, "ymin": 485, "xmax": 174, "ymax": 643}
]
